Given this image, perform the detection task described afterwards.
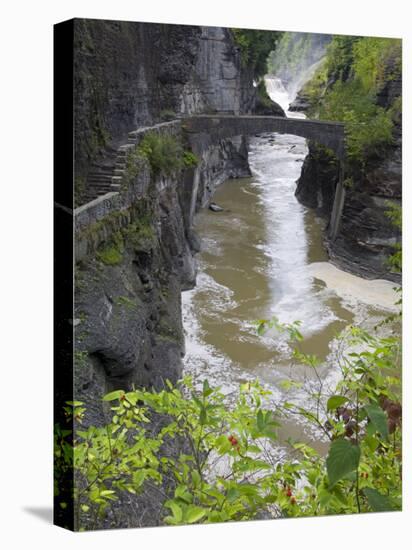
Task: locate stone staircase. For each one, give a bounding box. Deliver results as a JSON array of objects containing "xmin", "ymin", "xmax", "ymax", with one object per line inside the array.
[
  {"xmin": 82, "ymin": 122, "xmax": 178, "ymax": 204},
  {"xmin": 83, "ymin": 135, "xmax": 138, "ymax": 203}
]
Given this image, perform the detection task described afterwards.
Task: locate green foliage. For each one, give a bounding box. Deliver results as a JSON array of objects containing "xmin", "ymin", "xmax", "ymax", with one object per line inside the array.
[
  {"xmin": 123, "ymin": 147, "xmax": 147, "ymax": 188},
  {"xmin": 136, "ymin": 132, "xmax": 198, "ymax": 177},
  {"xmin": 96, "ymin": 232, "xmax": 124, "ymax": 266},
  {"xmin": 353, "ymin": 38, "xmax": 402, "ymax": 91},
  {"xmin": 122, "ymin": 134, "xmax": 198, "ymax": 192},
  {"xmin": 385, "ymin": 201, "xmax": 402, "ymax": 273},
  {"xmin": 326, "ymin": 439, "xmax": 360, "ymax": 487},
  {"xmin": 363, "ymin": 487, "xmax": 395, "ymax": 512},
  {"xmin": 324, "ymin": 35, "xmax": 361, "ymax": 81},
  {"xmin": 385, "ymin": 201, "xmax": 402, "ymax": 229},
  {"xmin": 255, "ymin": 317, "xmax": 303, "ymax": 341},
  {"xmin": 302, "ymin": 35, "xmax": 401, "ymax": 167},
  {"xmin": 231, "ymin": 28, "xmax": 283, "ymax": 79},
  {"xmin": 74, "ymin": 350, "xmax": 89, "ymax": 369},
  {"xmin": 182, "ymin": 150, "xmax": 199, "ymax": 168},
  {"xmin": 96, "ymin": 245, "xmax": 123, "ymax": 266},
  {"xmin": 267, "ymin": 32, "xmax": 332, "ymax": 83},
  {"xmin": 122, "ymin": 219, "xmax": 155, "ymax": 252},
  {"xmin": 318, "ymin": 79, "xmax": 394, "ymax": 162},
  {"xmin": 56, "ymin": 308, "xmax": 401, "ymax": 528}
]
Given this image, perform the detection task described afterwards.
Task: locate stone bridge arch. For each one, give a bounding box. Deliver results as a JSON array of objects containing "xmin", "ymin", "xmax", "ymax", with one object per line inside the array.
[
  {"xmin": 182, "ymin": 114, "xmax": 346, "ymax": 241},
  {"xmin": 182, "ymin": 115, "xmax": 345, "ymax": 160}
]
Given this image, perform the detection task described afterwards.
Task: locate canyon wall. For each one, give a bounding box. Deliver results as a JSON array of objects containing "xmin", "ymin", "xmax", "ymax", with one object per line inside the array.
[
  {"xmin": 73, "ymin": 19, "xmax": 283, "ymax": 428},
  {"xmin": 74, "ymin": 21, "xmax": 282, "ymax": 186},
  {"xmin": 294, "ymin": 41, "xmax": 402, "ymax": 282}
]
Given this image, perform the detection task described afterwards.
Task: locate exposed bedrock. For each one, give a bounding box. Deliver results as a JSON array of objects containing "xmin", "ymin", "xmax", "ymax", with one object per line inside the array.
[
  {"xmin": 73, "ymin": 21, "xmax": 278, "ymax": 426},
  {"xmin": 296, "ymin": 134, "xmax": 401, "ymax": 282},
  {"xmin": 294, "ymin": 54, "xmax": 401, "ymax": 282},
  {"xmin": 74, "ymin": 21, "xmax": 284, "ymax": 184}
]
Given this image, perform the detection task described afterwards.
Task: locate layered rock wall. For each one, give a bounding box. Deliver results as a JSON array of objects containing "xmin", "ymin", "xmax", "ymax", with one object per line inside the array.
[{"xmin": 73, "ymin": 20, "xmax": 278, "ymax": 425}]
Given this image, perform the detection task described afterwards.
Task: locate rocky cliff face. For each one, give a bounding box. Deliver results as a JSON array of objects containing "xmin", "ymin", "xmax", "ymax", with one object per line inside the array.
[
  {"xmin": 295, "ymin": 63, "xmax": 401, "ymax": 282},
  {"xmin": 74, "ymin": 20, "xmax": 200, "ymax": 179},
  {"xmin": 74, "ymin": 21, "xmax": 282, "ymax": 185},
  {"xmin": 75, "ymin": 168, "xmax": 196, "ymax": 426},
  {"xmin": 73, "ymin": 20, "xmax": 281, "ymax": 426},
  {"xmin": 296, "ymin": 136, "xmax": 401, "ymax": 282}
]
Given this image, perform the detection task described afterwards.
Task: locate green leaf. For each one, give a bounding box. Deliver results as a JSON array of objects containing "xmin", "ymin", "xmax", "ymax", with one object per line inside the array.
[
  {"xmin": 326, "ymin": 439, "xmax": 360, "ymax": 487},
  {"xmin": 100, "ymin": 489, "xmax": 116, "ymax": 496},
  {"xmin": 226, "ymin": 487, "xmax": 240, "ymax": 502},
  {"xmin": 364, "ymin": 488, "xmax": 394, "ymax": 512},
  {"xmin": 327, "ymin": 395, "xmax": 349, "ymax": 411},
  {"xmin": 257, "ymin": 409, "xmax": 265, "ymax": 431},
  {"xmin": 256, "ymin": 321, "xmax": 267, "ymax": 336},
  {"xmin": 216, "ymin": 434, "xmax": 231, "ymax": 454},
  {"xmin": 175, "ymin": 485, "xmax": 192, "ymax": 504},
  {"xmin": 202, "ymin": 379, "xmax": 213, "ymax": 397},
  {"xmin": 165, "ymin": 500, "xmax": 183, "ymax": 523},
  {"xmin": 186, "ymin": 505, "xmax": 206, "ymax": 524},
  {"xmin": 103, "ymin": 390, "xmax": 125, "ymax": 402},
  {"xmin": 364, "ymin": 403, "xmax": 389, "ymax": 440}
]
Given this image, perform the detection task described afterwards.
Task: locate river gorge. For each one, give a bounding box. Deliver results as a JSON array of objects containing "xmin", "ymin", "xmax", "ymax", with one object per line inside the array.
[
  {"xmin": 182, "ymin": 77, "xmax": 399, "ymax": 452},
  {"xmin": 64, "ymin": 22, "xmax": 402, "ymax": 529}
]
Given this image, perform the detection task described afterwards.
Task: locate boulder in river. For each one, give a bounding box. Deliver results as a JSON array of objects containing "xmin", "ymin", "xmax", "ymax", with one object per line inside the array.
[{"xmin": 209, "ymin": 202, "xmax": 224, "ymax": 212}]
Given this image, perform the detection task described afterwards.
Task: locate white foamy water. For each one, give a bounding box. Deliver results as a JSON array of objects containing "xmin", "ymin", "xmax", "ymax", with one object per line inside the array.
[{"xmin": 307, "ymin": 262, "xmax": 400, "ymax": 312}]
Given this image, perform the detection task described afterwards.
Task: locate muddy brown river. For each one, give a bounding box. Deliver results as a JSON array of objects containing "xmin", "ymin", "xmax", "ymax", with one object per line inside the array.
[{"xmin": 182, "ymin": 78, "xmax": 399, "ymax": 453}]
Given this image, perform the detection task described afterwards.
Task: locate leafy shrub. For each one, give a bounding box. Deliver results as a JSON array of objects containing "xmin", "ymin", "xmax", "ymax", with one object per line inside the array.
[
  {"xmin": 123, "ymin": 147, "xmax": 147, "ymax": 188},
  {"xmin": 302, "ymin": 35, "xmax": 401, "ymax": 167},
  {"xmin": 56, "ymin": 312, "xmax": 402, "ymax": 529},
  {"xmin": 96, "ymin": 231, "xmax": 124, "ymax": 265},
  {"xmin": 182, "ymin": 150, "xmax": 199, "ymax": 168},
  {"xmin": 385, "ymin": 201, "xmax": 402, "ymax": 273},
  {"xmin": 138, "ymin": 132, "xmax": 198, "ymax": 177},
  {"xmin": 318, "ymin": 79, "xmax": 394, "ymax": 162}
]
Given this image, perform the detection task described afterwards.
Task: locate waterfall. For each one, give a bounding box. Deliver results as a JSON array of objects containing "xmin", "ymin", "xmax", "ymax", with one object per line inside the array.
[{"xmin": 266, "ymin": 32, "xmax": 331, "ymax": 108}]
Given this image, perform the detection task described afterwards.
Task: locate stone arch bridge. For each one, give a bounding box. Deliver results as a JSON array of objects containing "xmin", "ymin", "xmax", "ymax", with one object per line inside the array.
[
  {"xmin": 182, "ymin": 114, "xmax": 345, "ymax": 160},
  {"xmin": 182, "ymin": 114, "xmax": 346, "ymax": 241},
  {"xmin": 77, "ymin": 115, "xmax": 346, "ymax": 246}
]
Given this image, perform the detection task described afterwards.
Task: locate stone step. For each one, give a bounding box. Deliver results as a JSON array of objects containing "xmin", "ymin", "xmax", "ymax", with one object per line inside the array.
[
  {"xmin": 87, "ymin": 183, "xmax": 112, "ymax": 189},
  {"xmin": 88, "ymin": 183, "xmax": 112, "ymax": 189},
  {"xmin": 88, "ymin": 176, "xmax": 113, "ymax": 183},
  {"xmin": 87, "ymin": 189, "xmax": 112, "ymax": 195},
  {"xmin": 118, "ymin": 144, "xmax": 134, "ymax": 153},
  {"xmin": 88, "ymin": 172, "xmax": 112, "ymax": 177},
  {"xmin": 93, "ymin": 167, "xmax": 114, "ymax": 174}
]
